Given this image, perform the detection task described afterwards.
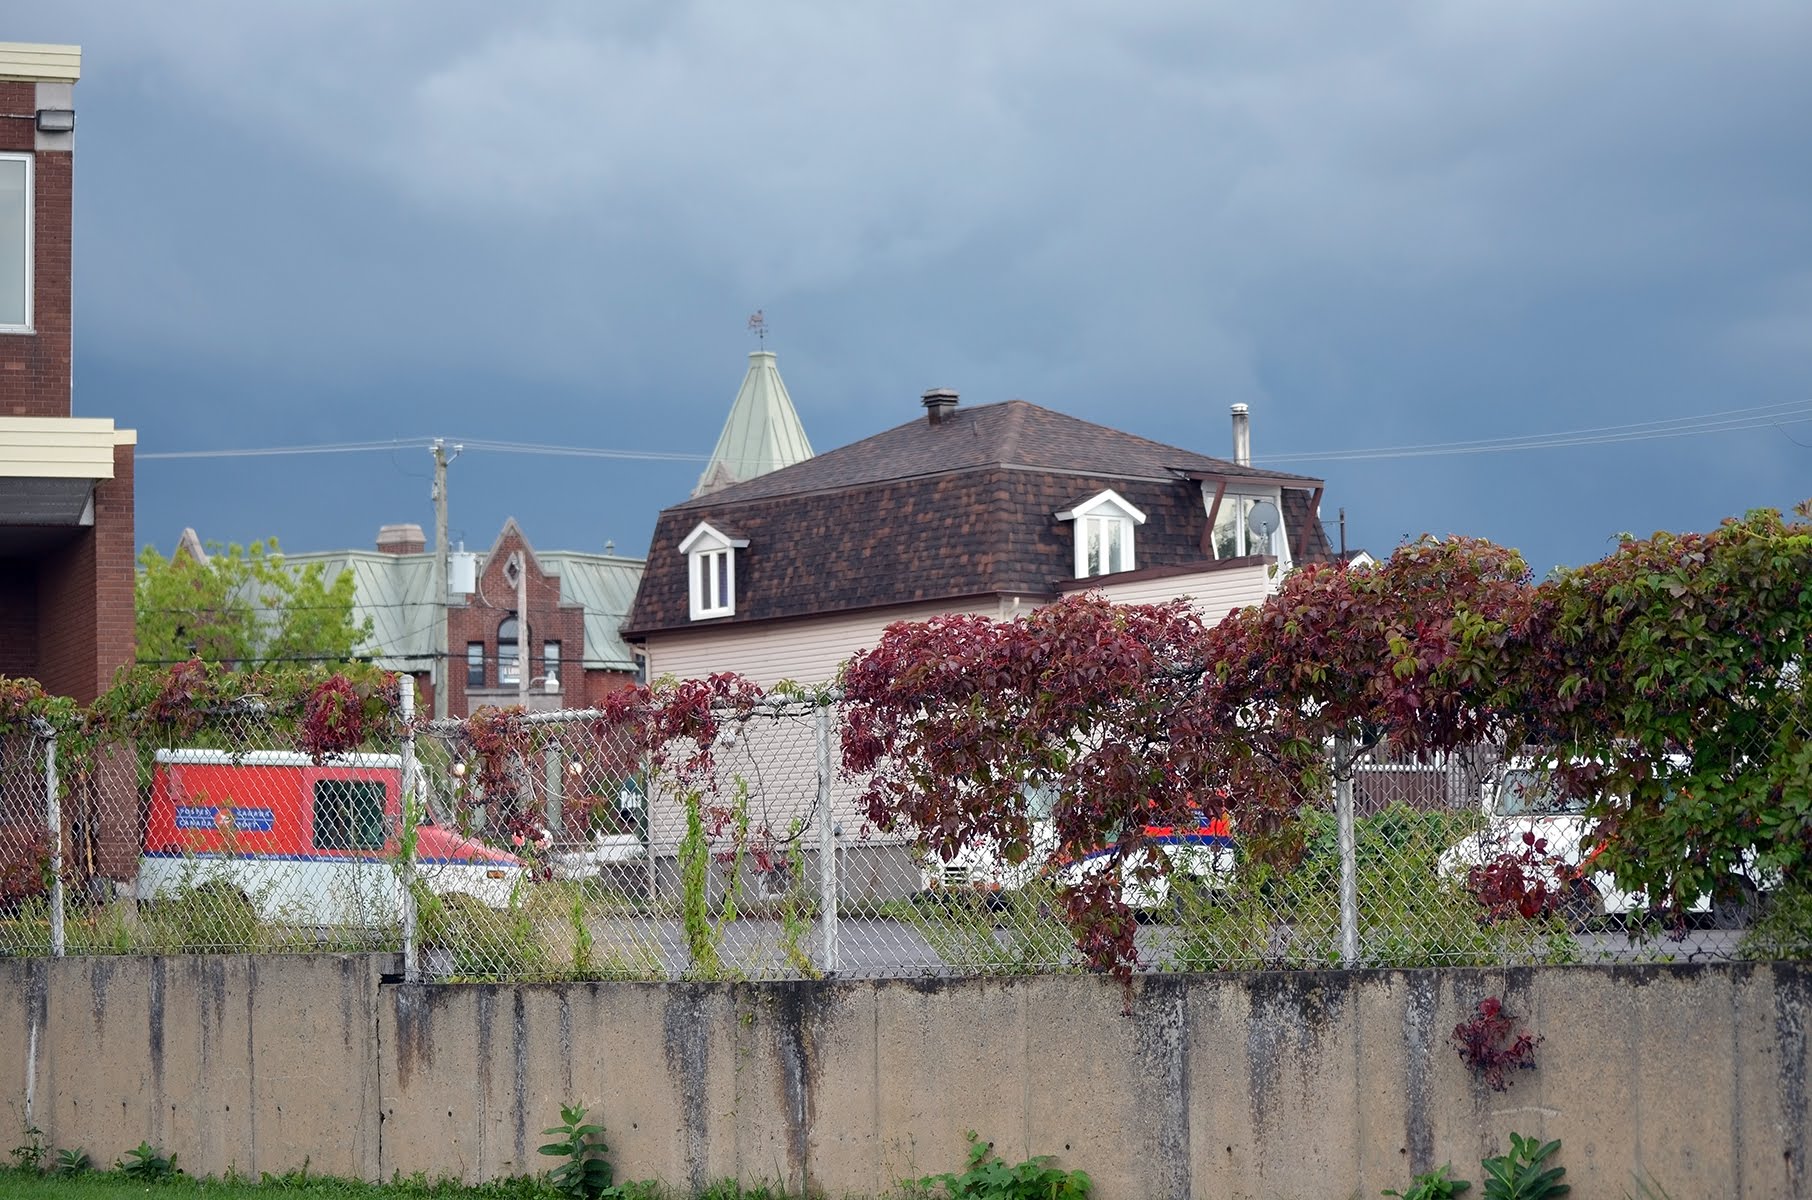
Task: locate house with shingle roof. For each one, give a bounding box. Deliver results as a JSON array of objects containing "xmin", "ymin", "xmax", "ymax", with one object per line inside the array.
[{"xmin": 624, "ymin": 390, "xmax": 1335, "ymax": 688}]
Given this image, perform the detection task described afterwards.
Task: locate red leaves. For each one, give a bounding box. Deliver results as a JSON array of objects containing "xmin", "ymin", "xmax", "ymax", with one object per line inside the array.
[
  {"xmin": 1451, "ymin": 996, "xmax": 1541, "ymax": 1092},
  {"xmin": 838, "ymin": 543, "xmax": 1541, "ymax": 979},
  {"xmin": 1464, "ymin": 832, "xmax": 1577, "ymax": 923},
  {"xmin": 297, "ymin": 674, "xmax": 368, "ymax": 760}
]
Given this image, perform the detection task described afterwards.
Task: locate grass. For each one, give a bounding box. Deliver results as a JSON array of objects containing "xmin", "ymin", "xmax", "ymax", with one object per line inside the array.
[
  {"xmin": 0, "ymin": 1170, "xmax": 556, "ymax": 1199},
  {"xmin": 0, "ymin": 1170, "xmax": 800, "ymax": 1200}
]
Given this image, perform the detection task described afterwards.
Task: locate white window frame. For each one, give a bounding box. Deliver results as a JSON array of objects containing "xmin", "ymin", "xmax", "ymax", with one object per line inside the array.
[
  {"xmin": 1207, "ymin": 487, "xmax": 1291, "ymax": 568},
  {"xmin": 678, "ymin": 521, "xmax": 750, "ymax": 620},
  {"xmin": 1056, "ymin": 489, "xmax": 1147, "ymax": 580},
  {"xmin": 0, "ymin": 152, "xmax": 32, "ymax": 334}
]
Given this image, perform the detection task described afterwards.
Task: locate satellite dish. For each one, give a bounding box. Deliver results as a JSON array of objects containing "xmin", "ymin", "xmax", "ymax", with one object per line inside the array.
[{"xmin": 1246, "ymin": 500, "xmax": 1281, "ymax": 544}]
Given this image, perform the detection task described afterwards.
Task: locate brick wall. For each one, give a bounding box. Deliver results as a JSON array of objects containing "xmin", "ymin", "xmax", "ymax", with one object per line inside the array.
[
  {"xmin": 31, "ymin": 445, "xmax": 134, "ymax": 702},
  {"xmin": 445, "ymin": 527, "xmax": 589, "ymax": 717},
  {"xmin": 0, "ymin": 83, "xmax": 73, "ymax": 419},
  {"xmin": 91, "ymin": 443, "xmax": 136, "ymax": 690}
]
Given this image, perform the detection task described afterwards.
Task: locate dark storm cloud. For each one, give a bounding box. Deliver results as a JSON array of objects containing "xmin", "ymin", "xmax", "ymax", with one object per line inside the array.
[{"xmin": 13, "ymin": 2, "xmax": 1812, "ymax": 571}]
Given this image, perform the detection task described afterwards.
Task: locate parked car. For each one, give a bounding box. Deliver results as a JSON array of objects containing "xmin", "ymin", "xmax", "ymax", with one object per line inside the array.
[
  {"xmin": 920, "ymin": 786, "xmax": 1234, "ymax": 910},
  {"xmin": 1436, "ymin": 763, "xmax": 1763, "ymax": 928},
  {"xmin": 549, "ymin": 830, "xmax": 645, "ymax": 881},
  {"xmin": 141, "ymin": 749, "xmax": 524, "ymax": 925}
]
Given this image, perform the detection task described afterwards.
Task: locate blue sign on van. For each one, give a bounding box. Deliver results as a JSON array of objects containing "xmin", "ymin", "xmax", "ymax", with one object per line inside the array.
[{"xmin": 175, "ymin": 805, "xmax": 275, "ymax": 833}]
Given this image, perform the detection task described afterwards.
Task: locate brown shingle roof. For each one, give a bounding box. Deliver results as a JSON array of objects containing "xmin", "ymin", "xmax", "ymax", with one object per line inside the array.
[
  {"xmin": 625, "ymin": 399, "xmax": 1331, "ymax": 636},
  {"xmin": 668, "ymin": 399, "xmax": 1318, "ymax": 510}
]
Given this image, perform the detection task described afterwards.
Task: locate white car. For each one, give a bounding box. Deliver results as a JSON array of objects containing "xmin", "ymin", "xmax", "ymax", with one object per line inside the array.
[
  {"xmin": 1438, "ymin": 764, "xmax": 1760, "ymax": 928},
  {"xmin": 919, "ymin": 787, "xmax": 1235, "ymax": 910},
  {"xmin": 549, "ymin": 831, "xmax": 645, "ymax": 881}
]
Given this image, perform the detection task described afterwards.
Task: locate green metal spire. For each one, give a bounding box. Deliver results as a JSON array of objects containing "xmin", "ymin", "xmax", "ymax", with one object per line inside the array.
[{"xmin": 693, "ymin": 350, "xmax": 814, "ymax": 497}]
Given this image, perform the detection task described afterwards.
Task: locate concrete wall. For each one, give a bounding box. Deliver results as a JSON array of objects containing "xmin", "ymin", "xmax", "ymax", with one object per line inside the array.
[
  {"xmin": 0, "ymin": 955, "xmax": 384, "ymax": 1181},
  {"xmin": 4, "ymin": 957, "xmax": 1808, "ymax": 1199}
]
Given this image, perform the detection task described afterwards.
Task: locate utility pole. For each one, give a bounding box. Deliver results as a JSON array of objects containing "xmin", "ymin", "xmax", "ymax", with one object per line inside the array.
[
  {"xmin": 430, "ymin": 440, "xmax": 460, "ymax": 719},
  {"xmin": 514, "ymin": 551, "xmax": 529, "ymax": 708}
]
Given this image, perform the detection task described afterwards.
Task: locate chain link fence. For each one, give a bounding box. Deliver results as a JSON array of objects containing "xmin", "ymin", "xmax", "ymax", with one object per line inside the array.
[{"xmin": 1, "ymin": 683, "xmax": 1806, "ymax": 978}]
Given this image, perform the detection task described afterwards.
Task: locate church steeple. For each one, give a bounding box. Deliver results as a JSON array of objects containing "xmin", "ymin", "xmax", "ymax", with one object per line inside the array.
[{"xmin": 693, "ymin": 348, "xmax": 814, "ymax": 497}]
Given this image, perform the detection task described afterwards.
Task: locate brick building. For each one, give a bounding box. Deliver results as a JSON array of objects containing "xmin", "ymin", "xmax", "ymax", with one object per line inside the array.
[
  {"xmin": 0, "ymin": 43, "xmax": 137, "ymax": 700},
  {"xmin": 279, "ymin": 518, "xmax": 644, "ymax": 719}
]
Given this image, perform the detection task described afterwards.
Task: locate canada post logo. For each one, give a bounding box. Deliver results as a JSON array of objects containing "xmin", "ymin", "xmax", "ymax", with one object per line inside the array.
[{"xmin": 175, "ymin": 805, "xmax": 275, "ymax": 833}]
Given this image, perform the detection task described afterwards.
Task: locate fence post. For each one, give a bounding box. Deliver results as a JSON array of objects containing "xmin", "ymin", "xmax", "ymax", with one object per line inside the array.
[
  {"xmin": 1335, "ymin": 738, "xmax": 1359, "ymax": 967},
  {"xmin": 44, "ymin": 728, "xmax": 64, "ymax": 958},
  {"xmin": 399, "ymin": 679, "xmax": 420, "ymax": 983},
  {"xmin": 815, "ymin": 704, "xmax": 840, "ymax": 976}
]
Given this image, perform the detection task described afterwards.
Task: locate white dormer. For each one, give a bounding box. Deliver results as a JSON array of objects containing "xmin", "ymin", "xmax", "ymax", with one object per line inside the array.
[
  {"xmin": 1205, "ymin": 486, "xmax": 1290, "ymax": 569},
  {"xmin": 1056, "ymin": 489, "xmax": 1147, "ymax": 579},
  {"xmin": 678, "ymin": 521, "xmax": 749, "ymax": 620}
]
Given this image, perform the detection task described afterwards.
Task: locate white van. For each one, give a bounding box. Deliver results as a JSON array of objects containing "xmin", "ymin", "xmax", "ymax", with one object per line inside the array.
[{"xmin": 140, "ymin": 749, "xmax": 524, "ymax": 926}]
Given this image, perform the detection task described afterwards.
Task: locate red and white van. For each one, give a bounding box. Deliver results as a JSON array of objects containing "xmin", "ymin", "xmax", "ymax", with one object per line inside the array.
[{"xmin": 140, "ymin": 749, "xmax": 523, "ymax": 925}]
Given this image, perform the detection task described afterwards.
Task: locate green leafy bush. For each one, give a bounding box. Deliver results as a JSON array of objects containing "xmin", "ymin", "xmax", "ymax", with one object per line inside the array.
[
  {"xmin": 1481, "ymin": 1133, "xmax": 1567, "ymax": 1200},
  {"xmin": 1384, "ymin": 1162, "xmax": 1471, "ymax": 1198},
  {"xmin": 916, "ymin": 1131, "xmax": 1090, "ymax": 1200},
  {"xmin": 538, "ymin": 1103, "xmax": 616, "ymax": 1200}
]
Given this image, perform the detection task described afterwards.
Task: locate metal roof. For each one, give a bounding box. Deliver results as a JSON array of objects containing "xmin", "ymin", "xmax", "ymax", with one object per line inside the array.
[
  {"xmin": 279, "ymin": 546, "xmax": 646, "ymax": 672},
  {"xmin": 279, "ymin": 549, "xmax": 441, "ymax": 670},
  {"xmin": 538, "ymin": 552, "xmax": 644, "ymax": 670},
  {"xmin": 692, "ymin": 350, "xmax": 813, "ymax": 497}
]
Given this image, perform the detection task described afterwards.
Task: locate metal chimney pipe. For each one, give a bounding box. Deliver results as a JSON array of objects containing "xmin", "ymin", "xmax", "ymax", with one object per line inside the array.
[
  {"xmin": 1231, "ymin": 403, "xmax": 1251, "ymax": 466},
  {"xmin": 922, "ymin": 388, "xmax": 959, "ymax": 426}
]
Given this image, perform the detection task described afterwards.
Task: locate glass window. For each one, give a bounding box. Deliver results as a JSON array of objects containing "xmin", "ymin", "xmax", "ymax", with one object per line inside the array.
[
  {"xmin": 0, "ymin": 155, "xmax": 29, "ymax": 330},
  {"xmin": 693, "ymin": 548, "xmax": 734, "ymax": 617},
  {"xmin": 1078, "ymin": 514, "xmax": 1134, "ymax": 578},
  {"xmin": 1495, "ymin": 770, "xmax": 1589, "ymax": 817},
  {"xmin": 1212, "ymin": 494, "xmax": 1287, "ymax": 560},
  {"xmin": 498, "ymin": 615, "xmax": 520, "ymax": 685},
  {"xmin": 312, "ymin": 780, "xmax": 387, "ymax": 851},
  {"xmin": 465, "ymin": 642, "xmax": 485, "ymax": 687},
  {"xmin": 1061, "ymin": 489, "xmax": 1143, "ymax": 579},
  {"xmin": 542, "ymin": 640, "xmax": 561, "ymax": 681}
]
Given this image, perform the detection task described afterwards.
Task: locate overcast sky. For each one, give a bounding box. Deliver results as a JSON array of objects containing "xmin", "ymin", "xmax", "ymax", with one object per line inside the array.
[{"xmin": 17, "ymin": 2, "xmax": 1812, "ymax": 575}]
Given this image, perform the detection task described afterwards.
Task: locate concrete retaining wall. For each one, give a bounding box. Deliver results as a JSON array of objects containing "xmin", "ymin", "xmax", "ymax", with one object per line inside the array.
[{"xmin": 4, "ymin": 957, "xmax": 1808, "ymax": 1198}]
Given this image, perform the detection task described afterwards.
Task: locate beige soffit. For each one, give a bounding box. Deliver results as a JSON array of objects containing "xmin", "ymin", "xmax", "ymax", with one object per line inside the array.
[
  {"xmin": 0, "ymin": 43, "xmax": 81, "ymax": 83},
  {"xmin": 0, "ymin": 417, "xmax": 136, "ymax": 479}
]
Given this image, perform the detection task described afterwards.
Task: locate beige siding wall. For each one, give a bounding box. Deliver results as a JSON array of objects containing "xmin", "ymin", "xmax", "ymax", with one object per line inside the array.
[
  {"xmin": 642, "ymin": 598, "xmax": 1003, "ymax": 689},
  {"xmin": 1081, "ymin": 561, "xmax": 1273, "ymax": 621}
]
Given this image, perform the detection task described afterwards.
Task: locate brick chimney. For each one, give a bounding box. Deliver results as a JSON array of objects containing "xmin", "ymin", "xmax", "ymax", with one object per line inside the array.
[
  {"xmin": 922, "ymin": 388, "xmax": 959, "ymax": 426},
  {"xmin": 376, "ymin": 523, "xmax": 426, "ymax": 554}
]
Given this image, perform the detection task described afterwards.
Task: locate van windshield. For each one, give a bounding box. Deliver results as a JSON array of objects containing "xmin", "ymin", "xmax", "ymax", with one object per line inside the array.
[{"xmin": 1495, "ymin": 769, "xmax": 1590, "ymax": 817}]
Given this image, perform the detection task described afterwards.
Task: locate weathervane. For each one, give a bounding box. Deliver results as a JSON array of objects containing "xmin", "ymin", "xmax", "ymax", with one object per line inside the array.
[{"xmin": 748, "ymin": 310, "xmax": 767, "ymax": 347}]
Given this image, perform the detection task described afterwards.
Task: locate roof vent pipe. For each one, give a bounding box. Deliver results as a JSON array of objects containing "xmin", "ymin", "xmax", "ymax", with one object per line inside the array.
[
  {"xmin": 922, "ymin": 388, "xmax": 959, "ymax": 426},
  {"xmin": 1230, "ymin": 403, "xmax": 1251, "ymax": 467}
]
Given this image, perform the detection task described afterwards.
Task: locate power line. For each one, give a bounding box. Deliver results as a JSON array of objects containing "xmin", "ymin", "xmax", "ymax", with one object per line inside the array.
[
  {"xmin": 1253, "ymin": 399, "xmax": 1812, "ymax": 465},
  {"xmin": 139, "ymin": 439, "xmax": 429, "ymax": 461},
  {"xmin": 135, "ymin": 398, "xmax": 1812, "ymax": 470},
  {"xmin": 139, "ymin": 436, "xmax": 709, "ymax": 464}
]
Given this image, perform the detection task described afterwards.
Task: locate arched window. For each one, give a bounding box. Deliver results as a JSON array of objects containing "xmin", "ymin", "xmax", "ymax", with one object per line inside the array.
[{"xmin": 498, "ymin": 615, "xmax": 521, "ymax": 686}]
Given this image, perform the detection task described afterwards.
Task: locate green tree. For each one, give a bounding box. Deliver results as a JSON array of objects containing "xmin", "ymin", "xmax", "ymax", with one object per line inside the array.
[{"xmin": 136, "ymin": 537, "xmax": 374, "ymax": 668}]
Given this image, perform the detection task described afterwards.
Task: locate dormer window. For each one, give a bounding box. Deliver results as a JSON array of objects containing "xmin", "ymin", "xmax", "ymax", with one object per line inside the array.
[
  {"xmin": 1209, "ymin": 489, "xmax": 1290, "ymax": 566},
  {"xmin": 678, "ymin": 521, "xmax": 750, "ymax": 620},
  {"xmin": 1056, "ymin": 489, "xmax": 1147, "ymax": 579}
]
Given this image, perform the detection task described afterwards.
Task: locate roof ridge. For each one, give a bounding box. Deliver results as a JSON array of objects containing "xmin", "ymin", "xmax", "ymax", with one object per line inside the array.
[{"xmin": 995, "ymin": 399, "xmax": 1028, "ymax": 465}]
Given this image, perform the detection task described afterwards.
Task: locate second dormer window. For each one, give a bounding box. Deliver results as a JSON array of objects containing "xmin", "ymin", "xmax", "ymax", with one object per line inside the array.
[
  {"xmin": 694, "ymin": 547, "xmax": 732, "ymax": 616},
  {"xmin": 678, "ymin": 521, "xmax": 750, "ymax": 620},
  {"xmin": 1056, "ymin": 489, "xmax": 1147, "ymax": 580}
]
